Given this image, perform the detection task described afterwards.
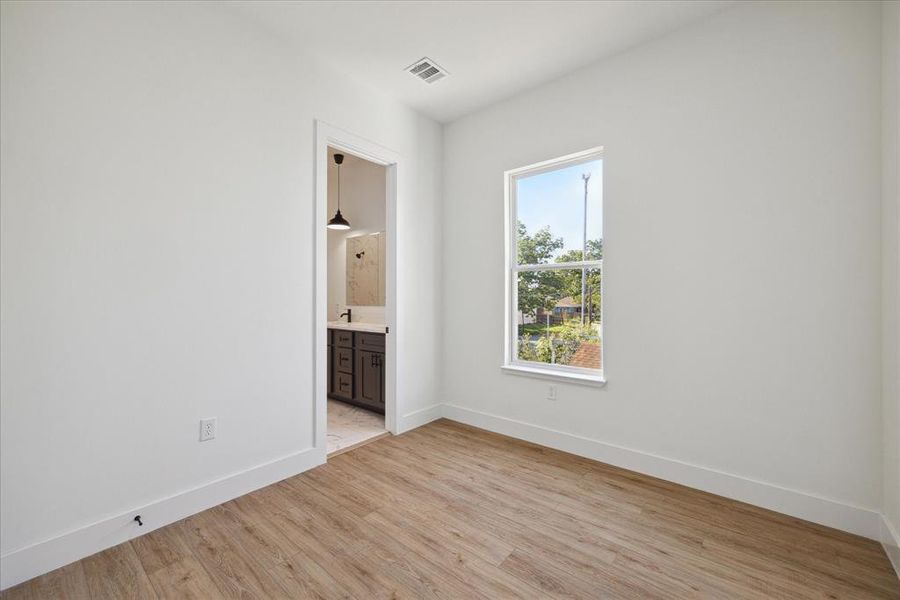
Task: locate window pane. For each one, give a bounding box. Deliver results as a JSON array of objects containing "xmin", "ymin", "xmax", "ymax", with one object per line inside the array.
[
  {"xmin": 516, "ymin": 268, "xmax": 601, "ymax": 370},
  {"xmin": 516, "ymin": 159, "xmax": 602, "ymax": 265}
]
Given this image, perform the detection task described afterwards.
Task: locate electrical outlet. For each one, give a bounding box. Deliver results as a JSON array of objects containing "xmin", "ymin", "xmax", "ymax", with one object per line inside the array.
[
  {"xmin": 547, "ymin": 385, "xmax": 557, "ymax": 401},
  {"xmin": 199, "ymin": 418, "xmax": 216, "ymax": 441}
]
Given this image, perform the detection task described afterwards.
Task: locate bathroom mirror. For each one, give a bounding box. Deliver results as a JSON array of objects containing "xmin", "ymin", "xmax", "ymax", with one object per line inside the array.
[{"xmin": 346, "ymin": 232, "xmax": 385, "ymax": 306}]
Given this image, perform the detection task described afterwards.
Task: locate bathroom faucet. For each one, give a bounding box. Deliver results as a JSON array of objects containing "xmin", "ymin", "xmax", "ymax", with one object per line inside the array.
[{"xmin": 339, "ymin": 308, "xmax": 352, "ymax": 323}]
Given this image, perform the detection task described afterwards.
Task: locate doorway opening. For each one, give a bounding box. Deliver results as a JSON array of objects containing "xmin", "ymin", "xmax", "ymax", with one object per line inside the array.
[{"xmin": 314, "ymin": 122, "xmax": 399, "ymax": 458}]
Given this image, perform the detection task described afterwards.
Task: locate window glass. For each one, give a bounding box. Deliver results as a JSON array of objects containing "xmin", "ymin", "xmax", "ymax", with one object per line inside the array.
[
  {"xmin": 508, "ymin": 152, "xmax": 603, "ymax": 377},
  {"xmin": 515, "ymin": 160, "xmax": 602, "ymax": 265},
  {"xmin": 515, "ymin": 268, "xmax": 601, "ymax": 370}
]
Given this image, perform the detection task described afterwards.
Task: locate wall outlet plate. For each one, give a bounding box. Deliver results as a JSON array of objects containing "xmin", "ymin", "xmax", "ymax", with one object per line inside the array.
[{"xmin": 199, "ymin": 418, "xmax": 216, "ymax": 441}]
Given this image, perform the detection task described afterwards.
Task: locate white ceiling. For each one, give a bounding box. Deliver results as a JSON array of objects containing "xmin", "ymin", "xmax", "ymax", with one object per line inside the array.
[{"xmin": 229, "ymin": 1, "xmax": 737, "ymax": 123}]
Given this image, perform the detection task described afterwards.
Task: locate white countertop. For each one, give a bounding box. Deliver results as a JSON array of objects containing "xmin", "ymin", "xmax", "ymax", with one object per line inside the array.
[{"xmin": 327, "ymin": 321, "xmax": 387, "ymax": 333}]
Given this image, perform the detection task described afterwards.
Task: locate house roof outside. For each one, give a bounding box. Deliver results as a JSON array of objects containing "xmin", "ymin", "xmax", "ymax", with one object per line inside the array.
[
  {"xmin": 570, "ymin": 341, "xmax": 602, "ymax": 370},
  {"xmin": 554, "ymin": 297, "xmax": 580, "ymax": 309}
]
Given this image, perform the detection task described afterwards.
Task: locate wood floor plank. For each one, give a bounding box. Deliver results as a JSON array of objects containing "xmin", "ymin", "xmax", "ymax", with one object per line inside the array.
[
  {"xmin": 500, "ymin": 547, "xmax": 629, "ymax": 600},
  {"xmin": 0, "ymin": 562, "xmax": 90, "ymax": 600},
  {"xmin": 266, "ymin": 553, "xmax": 355, "ymax": 600},
  {"xmin": 331, "ymin": 450, "xmax": 455, "ymax": 515},
  {"xmin": 131, "ymin": 525, "xmax": 220, "ymax": 599},
  {"xmin": 320, "ymin": 451, "xmax": 452, "ymax": 516},
  {"xmin": 291, "ymin": 465, "xmax": 382, "ymax": 519},
  {"xmin": 373, "ymin": 498, "xmax": 515, "ymax": 567},
  {"xmin": 342, "ymin": 533, "xmax": 486, "ymax": 600},
  {"xmin": 362, "ymin": 507, "xmax": 544, "ymax": 599},
  {"xmin": 81, "ymin": 542, "xmax": 157, "ymax": 600},
  {"xmin": 212, "ymin": 494, "xmax": 305, "ymax": 569},
  {"xmin": 5, "ymin": 418, "xmax": 899, "ymax": 599},
  {"xmin": 36, "ymin": 563, "xmax": 90, "ymax": 600},
  {"xmin": 276, "ymin": 519, "xmax": 397, "ymax": 600},
  {"xmin": 176, "ymin": 511, "xmax": 291, "ymax": 599},
  {"xmin": 0, "ymin": 585, "xmax": 31, "ymax": 600}
]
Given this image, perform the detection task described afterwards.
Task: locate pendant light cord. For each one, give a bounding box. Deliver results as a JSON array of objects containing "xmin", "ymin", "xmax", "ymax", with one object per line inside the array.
[{"xmin": 337, "ymin": 160, "xmax": 341, "ymax": 211}]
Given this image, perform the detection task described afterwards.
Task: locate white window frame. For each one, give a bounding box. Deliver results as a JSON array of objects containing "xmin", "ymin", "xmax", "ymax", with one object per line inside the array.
[{"xmin": 502, "ymin": 147, "xmax": 606, "ymax": 386}]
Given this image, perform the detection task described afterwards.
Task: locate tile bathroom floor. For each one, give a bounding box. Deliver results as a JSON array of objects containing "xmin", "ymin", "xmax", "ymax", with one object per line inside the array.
[{"xmin": 327, "ymin": 398, "xmax": 388, "ymax": 455}]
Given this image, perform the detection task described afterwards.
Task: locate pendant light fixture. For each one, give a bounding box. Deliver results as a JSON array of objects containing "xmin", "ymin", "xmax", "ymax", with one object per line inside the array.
[{"xmin": 327, "ymin": 153, "xmax": 351, "ymax": 230}]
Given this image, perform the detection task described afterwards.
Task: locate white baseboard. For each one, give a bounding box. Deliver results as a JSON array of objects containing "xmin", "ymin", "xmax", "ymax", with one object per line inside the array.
[
  {"xmin": 441, "ymin": 404, "xmax": 881, "ymax": 541},
  {"xmin": 882, "ymin": 514, "xmax": 900, "ymax": 578},
  {"xmin": 397, "ymin": 403, "xmax": 443, "ymax": 433},
  {"xmin": 0, "ymin": 447, "xmax": 325, "ymax": 591}
]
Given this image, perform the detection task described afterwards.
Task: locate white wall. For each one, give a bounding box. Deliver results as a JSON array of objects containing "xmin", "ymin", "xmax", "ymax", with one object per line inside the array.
[
  {"xmin": 0, "ymin": 0, "xmax": 442, "ymax": 587},
  {"xmin": 882, "ymin": 0, "xmax": 900, "ymax": 572},
  {"xmin": 442, "ymin": 1, "xmax": 883, "ymax": 536},
  {"xmin": 326, "ymin": 149, "xmax": 387, "ymax": 322}
]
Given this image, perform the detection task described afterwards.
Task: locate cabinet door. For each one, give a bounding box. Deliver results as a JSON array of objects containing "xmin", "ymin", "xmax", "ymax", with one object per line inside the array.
[{"xmin": 356, "ymin": 350, "xmax": 384, "ymax": 409}]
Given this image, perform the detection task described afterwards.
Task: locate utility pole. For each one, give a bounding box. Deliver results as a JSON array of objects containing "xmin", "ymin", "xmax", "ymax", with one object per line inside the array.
[{"xmin": 581, "ymin": 172, "xmax": 590, "ymax": 325}]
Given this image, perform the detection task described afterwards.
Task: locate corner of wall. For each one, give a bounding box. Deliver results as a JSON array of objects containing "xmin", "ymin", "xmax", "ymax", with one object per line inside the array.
[
  {"xmin": 882, "ymin": 0, "xmax": 900, "ymax": 574},
  {"xmin": 882, "ymin": 513, "xmax": 900, "ymax": 578}
]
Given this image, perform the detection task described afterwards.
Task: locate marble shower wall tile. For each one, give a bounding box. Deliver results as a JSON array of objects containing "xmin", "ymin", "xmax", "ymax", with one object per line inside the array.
[{"xmin": 346, "ymin": 232, "xmax": 385, "ymax": 306}]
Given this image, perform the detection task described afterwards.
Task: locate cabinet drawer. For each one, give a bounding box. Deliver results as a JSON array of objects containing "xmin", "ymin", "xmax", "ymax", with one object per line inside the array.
[
  {"xmin": 357, "ymin": 332, "xmax": 385, "ymax": 351},
  {"xmin": 333, "ymin": 371, "xmax": 353, "ymax": 400},
  {"xmin": 334, "ymin": 347, "xmax": 354, "ymax": 374},
  {"xmin": 334, "ymin": 330, "xmax": 354, "ymax": 348}
]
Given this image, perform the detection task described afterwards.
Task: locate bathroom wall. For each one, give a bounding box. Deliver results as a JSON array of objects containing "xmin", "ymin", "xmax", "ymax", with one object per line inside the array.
[{"xmin": 327, "ymin": 148, "xmax": 387, "ymax": 322}]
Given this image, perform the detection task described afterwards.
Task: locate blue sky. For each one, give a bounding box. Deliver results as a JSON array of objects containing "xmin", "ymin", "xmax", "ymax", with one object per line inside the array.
[{"xmin": 517, "ymin": 159, "xmax": 603, "ymax": 261}]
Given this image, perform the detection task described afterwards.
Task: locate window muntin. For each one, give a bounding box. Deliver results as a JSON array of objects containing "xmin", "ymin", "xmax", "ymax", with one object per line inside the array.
[{"xmin": 506, "ymin": 149, "xmax": 603, "ymax": 379}]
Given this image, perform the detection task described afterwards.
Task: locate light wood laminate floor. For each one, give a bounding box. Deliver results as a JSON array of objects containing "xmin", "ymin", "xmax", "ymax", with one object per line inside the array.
[{"xmin": 3, "ymin": 419, "xmax": 898, "ymax": 599}]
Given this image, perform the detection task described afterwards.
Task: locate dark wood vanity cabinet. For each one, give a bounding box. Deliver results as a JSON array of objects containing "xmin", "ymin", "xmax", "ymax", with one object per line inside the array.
[{"xmin": 327, "ymin": 329, "xmax": 385, "ymax": 413}]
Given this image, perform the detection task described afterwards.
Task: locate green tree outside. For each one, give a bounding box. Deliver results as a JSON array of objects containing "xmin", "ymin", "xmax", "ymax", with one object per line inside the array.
[{"xmin": 516, "ymin": 222, "xmax": 603, "ymax": 367}]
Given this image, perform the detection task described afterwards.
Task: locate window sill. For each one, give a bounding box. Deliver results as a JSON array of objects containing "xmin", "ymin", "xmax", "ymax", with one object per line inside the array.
[{"xmin": 501, "ymin": 364, "xmax": 607, "ymax": 387}]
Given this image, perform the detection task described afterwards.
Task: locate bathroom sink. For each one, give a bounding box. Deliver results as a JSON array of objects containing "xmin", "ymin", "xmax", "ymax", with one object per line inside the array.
[{"xmin": 327, "ymin": 321, "xmax": 387, "ymax": 333}]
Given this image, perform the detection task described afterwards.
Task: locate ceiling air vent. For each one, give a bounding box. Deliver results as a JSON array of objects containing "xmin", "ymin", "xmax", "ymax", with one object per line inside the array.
[{"xmin": 406, "ymin": 57, "xmax": 448, "ymax": 84}]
